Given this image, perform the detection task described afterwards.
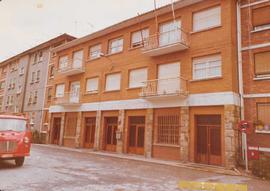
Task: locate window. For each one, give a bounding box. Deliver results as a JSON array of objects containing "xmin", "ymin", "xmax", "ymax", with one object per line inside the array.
[
  {"xmin": 86, "ymin": 77, "xmax": 99, "ymax": 93},
  {"xmin": 47, "ymin": 88, "xmax": 52, "ymax": 101},
  {"xmin": 129, "ymin": 68, "xmax": 148, "ymax": 88},
  {"xmin": 105, "ymin": 73, "xmax": 121, "ymax": 91},
  {"xmin": 257, "ymin": 103, "xmax": 270, "ymax": 131},
  {"xmin": 31, "ymin": 72, "xmax": 35, "ymax": 83},
  {"xmin": 28, "ymin": 93, "xmax": 33, "ymax": 105},
  {"xmin": 72, "ymin": 50, "xmax": 83, "ymax": 68},
  {"xmin": 252, "ymin": 6, "xmax": 270, "ymax": 30},
  {"xmin": 33, "ymin": 53, "xmax": 38, "ymax": 64},
  {"xmin": 55, "ymin": 84, "xmax": 65, "ymax": 98},
  {"xmin": 254, "ymin": 51, "xmax": 270, "ymax": 77},
  {"xmin": 193, "ymin": 54, "xmax": 222, "ymax": 80},
  {"xmin": 109, "ymin": 38, "xmax": 123, "ymax": 54},
  {"xmin": 38, "ymin": 51, "xmax": 43, "ymax": 62},
  {"xmin": 193, "ymin": 6, "xmax": 221, "ymax": 32},
  {"xmin": 131, "ymin": 29, "xmax": 149, "ymax": 48},
  {"xmin": 59, "ymin": 56, "xmax": 68, "ymax": 69},
  {"xmin": 19, "ymin": 66, "xmax": 24, "ymax": 75},
  {"xmin": 89, "ymin": 44, "xmax": 102, "ymax": 59},
  {"xmin": 17, "ymin": 84, "xmax": 22, "ymax": 94},
  {"xmin": 0, "ymin": 81, "xmax": 5, "ymax": 90},
  {"xmin": 159, "ymin": 20, "xmax": 181, "ymax": 46},
  {"xmin": 49, "ymin": 65, "xmax": 55, "ymax": 78},
  {"xmin": 12, "ymin": 78, "xmax": 16, "ymax": 89},
  {"xmin": 156, "ymin": 114, "xmax": 180, "ymax": 145},
  {"xmin": 36, "ymin": 70, "xmax": 40, "ymax": 82},
  {"xmin": 1, "ymin": 66, "xmax": 7, "ymax": 74},
  {"xmin": 10, "ymin": 95, "xmax": 14, "ymax": 106},
  {"xmin": 33, "ymin": 91, "xmax": 38, "ymax": 104}
]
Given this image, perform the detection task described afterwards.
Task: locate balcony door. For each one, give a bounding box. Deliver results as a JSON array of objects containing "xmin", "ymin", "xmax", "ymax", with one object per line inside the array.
[
  {"xmin": 159, "ymin": 20, "xmax": 181, "ymax": 47},
  {"xmin": 70, "ymin": 81, "xmax": 80, "ymax": 103},
  {"xmin": 73, "ymin": 50, "xmax": 83, "ymax": 69},
  {"xmin": 157, "ymin": 62, "xmax": 180, "ymax": 95}
]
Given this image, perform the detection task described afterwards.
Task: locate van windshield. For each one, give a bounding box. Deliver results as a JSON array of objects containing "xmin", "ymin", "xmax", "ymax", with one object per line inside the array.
[{"xmin": 0, "ymin": 118, "xmax": 27, "ymax": 132}]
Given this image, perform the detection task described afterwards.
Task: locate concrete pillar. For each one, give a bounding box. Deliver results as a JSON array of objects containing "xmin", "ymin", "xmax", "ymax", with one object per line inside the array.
[
  {"xmin": 224, "ymin": 105, "xmax": 240, "ymax": 169},
  {"xmin": 116, "ymin": 110, "xmax": 125, "ymax": 154},
  {"xmin": 180, "ymin": 106, "xmax": 189, "ymax": 162},
  {"xmin": 59, "ymin": 112, "xmax": 65, "ymax": 146},
  {"xmin": 75, "ymin": 112, "xmax": 82, "ymax": 148},
  {"xmin": 145, "ymin": 108, "xmax": 153, "ymax": 158},
  {"xmin": 93, "ymin": 110, "xmax": 101, "ymax": 151}
]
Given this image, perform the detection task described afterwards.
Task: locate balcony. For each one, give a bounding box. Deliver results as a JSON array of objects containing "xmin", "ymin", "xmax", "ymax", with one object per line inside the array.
[
  {"xmin": 57, "ymin": 59, "xmax": 85, "ymax": 76},
  {"xmin": 140, "ymin": 77, "xmax": 188, "ymax": 99},
  {"xmin": 142, "ymin": 28, "xmax": 189, "ymax": 57},
  {"xmin": 54, "ymin": 92, "xmax": 81, "ymax": 106}
]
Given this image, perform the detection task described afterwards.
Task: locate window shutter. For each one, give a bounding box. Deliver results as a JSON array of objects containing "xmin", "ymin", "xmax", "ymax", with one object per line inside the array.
[
  {"xmin": 252, "ymin": 6, "xmax": 270, "ymax": 27},
  {"xmin": 193, "ymin": 6, "xmax": 221, "ymax": 31},
  {"xmin": 105, "ymin": 73, "xmax": 121, "ymax": 91},
  {"xmin": 257, "ymin": 103, "xmax": 270, "ymax": 125},
  {"xmin": 129, "ymin": 68, "xmax": 148, "ymax": 88},
  {"xmin": 86, "ymin": 78, "xmax": 99, "ymax": 92},
  {"xmin": 254, "ymin": 51, "xmax": 270, "ymax": 75},
  {"xmin": 56, "ymin": 84, "xmax": 65, "ymax": 98},
  {"xmin": 90, "ymin": 44, "xmax": 101, "ymax": 59}
]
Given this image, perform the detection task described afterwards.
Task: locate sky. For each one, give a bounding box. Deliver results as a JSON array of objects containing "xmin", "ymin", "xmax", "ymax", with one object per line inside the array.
[{"xmin": 0, "ymin": 0, "xmax": 174, "ymax": 62}]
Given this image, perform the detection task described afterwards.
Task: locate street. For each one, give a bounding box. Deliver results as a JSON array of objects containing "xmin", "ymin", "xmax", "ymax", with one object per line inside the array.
[{"xmin": 0, "ymin": 145, "xmax": 269, "ymax": 191}]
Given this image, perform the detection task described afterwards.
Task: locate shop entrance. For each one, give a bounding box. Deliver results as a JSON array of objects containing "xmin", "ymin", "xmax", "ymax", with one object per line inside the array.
[
  {"xmin": 51, "ymin": 117, "xmax": 61, "ymax": 145},
  {"xmin": 104, "ymin": 117, "xmax": 118, "ymax": 152},
  {"xmin": 84, "ymin": 117, "xmax": 96, "ymax": 148},
  {"xmin": 195, "ymin": 115, "xmax": 222, "ymax": 166}
]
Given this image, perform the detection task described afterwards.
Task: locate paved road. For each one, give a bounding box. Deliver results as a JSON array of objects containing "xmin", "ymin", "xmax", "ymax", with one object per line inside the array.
[{"xmin": 0, "ymin": 145, "xmax": 269, "ymax": 191}]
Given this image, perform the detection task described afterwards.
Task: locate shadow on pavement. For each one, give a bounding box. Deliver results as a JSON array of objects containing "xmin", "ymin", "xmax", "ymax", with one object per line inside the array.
[{"xmin": 0, "ymin": 160, "xmax": 17, "ymax": 169}]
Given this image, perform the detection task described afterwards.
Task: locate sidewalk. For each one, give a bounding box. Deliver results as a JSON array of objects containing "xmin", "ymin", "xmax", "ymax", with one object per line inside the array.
[{"xmin": 36, "ymin": 144, "xmax": 246, "ymax": 177}]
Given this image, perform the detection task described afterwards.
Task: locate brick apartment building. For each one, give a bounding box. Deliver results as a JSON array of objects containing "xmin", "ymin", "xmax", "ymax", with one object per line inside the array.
[
  {"xmin": 239, "ymin": 0, "xmax": 270, "ymax": 154},
  {"xmin": 44, "ymin": 0, "xmax": 241, "ymax": 168},
  {"xmin": 0, "ymin": 34, "xmax": 75, "ymax": 132}
]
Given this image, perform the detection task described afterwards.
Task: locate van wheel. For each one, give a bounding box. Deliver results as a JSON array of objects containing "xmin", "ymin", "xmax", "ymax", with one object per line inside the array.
[{"xmin": 15, "ymin": 157, "xmax": 25, "ymax": 167}]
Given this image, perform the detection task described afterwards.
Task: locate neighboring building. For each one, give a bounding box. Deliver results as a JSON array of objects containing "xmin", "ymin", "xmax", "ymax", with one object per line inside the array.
[
  {"xmin": 0, "ymin": 34, "xmax": 75, "ymax": 132},
  {"xmin": 239, "ymin": 1, "xmax": 270, "ymax": 154},
  {"xmin": 46, "ymin": 0, "xmax": 240, "ymax": 169}
]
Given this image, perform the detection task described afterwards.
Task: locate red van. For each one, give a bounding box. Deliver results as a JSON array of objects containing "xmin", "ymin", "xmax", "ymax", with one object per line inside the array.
[{"xmin": 0, "ymin": 114, "xmax": 31, "ymax": 166}]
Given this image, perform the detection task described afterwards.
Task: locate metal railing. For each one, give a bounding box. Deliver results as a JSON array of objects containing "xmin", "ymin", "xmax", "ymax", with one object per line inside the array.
[
  {"xmin": 140, "ymin": 77, "xmax": 188, "ymax": 97},
  {"xmin": 54, "ymin": 92, "xmax": 81, "ymax": 105},
  {"xmin": 57, "ymin": 58, "xmax": 85, "ymax": 74},
  {"xmin": 142, "ymin": 28, "xmax": 189, "ymax": 51}
]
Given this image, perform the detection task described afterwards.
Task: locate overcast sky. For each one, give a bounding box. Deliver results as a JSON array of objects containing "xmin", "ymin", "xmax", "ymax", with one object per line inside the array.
[{"xmin": 0, "ymin": 0, "xmax": 174, "ymax": 62}]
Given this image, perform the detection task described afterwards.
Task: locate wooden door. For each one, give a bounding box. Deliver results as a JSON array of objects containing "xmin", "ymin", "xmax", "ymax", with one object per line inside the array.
[
  {"xmin": 196, "ymin": 115, "xmax": 222, "ymax": 166},
  {"xmin": 104, "ymin": 117, "xmax": 118, "ymax": 152},
  {"xmin": 52, "ymin": 118, "xmax": 61, "ymax": 145},
  {"xmin": 128, "ymin": 116, "xmax": 145, "ymax": 155},
  {"xmin": 84, "ymin": 117, "xmax": 96, "ymax": 148}
]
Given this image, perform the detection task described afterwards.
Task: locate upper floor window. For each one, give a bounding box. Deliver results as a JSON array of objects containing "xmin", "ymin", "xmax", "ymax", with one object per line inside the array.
[
  {"xmin": 33, "ymin": 91, "xmax": 38, "ymax": 104},
  {"xmin": 193, "ymin": 6, "xmax": 221, "ymax": 32},
  {"xmin": 1, "ymin": 66, "xmax": 7, "ymax": 75},
  {"xmin": 105, "ymin": 73, "xmax": 121, "ymax": 91},
  {"xmin": 19, "ymin": 66, "xmax": 24, "ymax": 75},
  {"xmin": 36, "ymin": 70, "xmax": 40, "ymax": 82},
  {"xmin": 72, "ymin": 50, "xmax": 83, "ymax": 68},
  {"xmin": 47, "ymin": 88, "xmax": 52, "ymax": 101},
  {"xmin": 108, "ymin": 38, "xmax": 123, "ymax": 54},
  {"xmin": 89, "ymin": 44, "xmax": 102, "ymax": 60},
  {"xmin": 59, "ymin": 56, "xmax": 68, "ymax": 69},
  {"xmin": 31, "ymin": 71, "xmax": 36, "ymax": 83},
  {"xmin": 55, "ymin": 84, "xmax": 65, "ymax": 98},
  {"xmin": 38, "ymin": 51, "xmax": 43, "ymax": 62},
  {"xmin": 131, "ymin": 29, "xmax": 149, "ymax": 48},
  {"xmin": 0, "ymin": 81, "xmax": 5, "ymax": 90},
  {"xmin": 86, "ymin": 77, "xmax": 99, "ymax": 93},
  {"xmin": 159, "ymin": 20, "xmax": 181, "ymax": 46},
  {"xmin": 129, "ymin": 68, "xmax": 148, "ymax": 88},
  {"xmin": 193, "ymin": 54, "xmax": 222, "ymax": 80},
  {"xmin": 257, "ymin": 103, "xmax": 270, "ymax": 132},
  {"xmin": 49, "ymin": 65, "xmax": 55, "ymax": 78},
  {"xmin": 254, "ymin": 51, "xmax": 270, "ymax": 77},
  {"xmin": 252, "ymin": 6, "xmax": 270, "ymax": 30}
]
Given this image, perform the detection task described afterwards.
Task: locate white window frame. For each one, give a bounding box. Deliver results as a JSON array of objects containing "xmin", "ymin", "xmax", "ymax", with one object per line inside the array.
[
  {"xmin": 129, "ymin": 68, "xmax": 148, "ymax": 88},
  {"xmin": 105, "ymin": 73, "xmax": 121, "ymax": 91},
  {"xmin": 55, "ymin": 84, "xmax": 65, "ymax": 98},
  {"xmin": 86, "ymin": 77, "xmax": 99, "ymax": 93},
  {"xmin": 193, "ymin": 6, "xmax": 221, "ymax": 32},
  {"xmin": 89, "ymin": 44, "xmax": 102, "ymax": 60},
  {"xmin": 192, "ymin": 54, "xmax": 222, "ymax": 80},
  {"xmin": 59, "ymin": 56, "xmax": 68, "ymax": 70},
  {"xmin": 72, "ymin": 50, "xmax": 83, "ymax": 68},
  {"xmin": 131, "ymin": 29, "xmax": 149, "ymax": 48},
  {"xmin": 109, "ymin": 38, "xmax": 123, "ymax": 54}
]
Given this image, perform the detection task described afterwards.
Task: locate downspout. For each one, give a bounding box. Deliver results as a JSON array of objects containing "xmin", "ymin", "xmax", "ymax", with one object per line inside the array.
[{"xmin": 236, "ymin": 0, "xmax": 244, "ymax": 120}]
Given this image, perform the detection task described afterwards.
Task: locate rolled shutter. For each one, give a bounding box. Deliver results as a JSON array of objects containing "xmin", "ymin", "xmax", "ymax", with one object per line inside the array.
[
  {"xmin": 252, "ymin": 6, "xmax": 270, "ymax": 27},
  {"xmin": 254, "ymin": 51, "xmax": 270, "ymax": 75}
]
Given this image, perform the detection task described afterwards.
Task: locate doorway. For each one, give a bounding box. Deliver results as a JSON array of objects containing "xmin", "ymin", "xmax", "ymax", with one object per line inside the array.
[
  {"xmin": 83, "ymin": 117, "xmax": 96, "ymax": 148},
  {"xmin": 51, "ymin": 117, "xmax": 61, "ymax": 145},
  {"xmin": 104, "ymin": 117, "xmax": 118, "ymax": 152},
  {"xmin": 128, "ymin": 116, "xmax": 145, "ymax": 155},
  {"xmin": 195, "ymin": 115, "xmax": 222, "ymax": 166}
]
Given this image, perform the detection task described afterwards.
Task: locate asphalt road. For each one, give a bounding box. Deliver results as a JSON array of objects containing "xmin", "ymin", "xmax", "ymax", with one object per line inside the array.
[{"xmin": 0, "ymin": 145, "xmax": 269, "ymax": 191}]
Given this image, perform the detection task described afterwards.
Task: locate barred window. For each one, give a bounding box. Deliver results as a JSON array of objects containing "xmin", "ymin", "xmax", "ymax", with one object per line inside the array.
[{"xmin": 156, "ymin": 115, "xmax": 180, "ymax": 145}]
